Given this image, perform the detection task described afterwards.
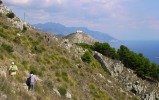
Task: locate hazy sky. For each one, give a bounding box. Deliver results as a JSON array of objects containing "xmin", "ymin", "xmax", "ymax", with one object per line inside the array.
[{"xmin": 3, "ymin": 0, "xmax": 159, "ymax": 40}]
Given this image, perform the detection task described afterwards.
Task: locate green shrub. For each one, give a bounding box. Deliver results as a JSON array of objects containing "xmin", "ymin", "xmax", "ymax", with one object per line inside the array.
[
  {"xmin": 6, "ymin": 12, "xmax": 15, "ymax": 19},
  {"xmin": 81, "ymin": 51, "xmax": 93, "ymax": 64},
  {"xmin": 32, "ymin": 46, "xmax": 46, "ymax": 54},
  {"xmin": 44, "ymin": 80, "xmax": 53, "ymax": 90},
  {"xmin": 89, "ymin": 84, "xmax": 110, "ymax": 99},
  {"xmin": 29, "ymin": 65, "xmax": 43, "ymax": 76},
  {"xmin": 13, "ymin": 37, "xmax": 21, "ymax": 44},
  {"xmin": 76, "ymin": 43, "xmax": 92, "ymax": 51},
  {"xmin": 1, "ymin": 42, "xmax": 14, "ymax": 53},
  {"xmin": 22, "ymin": 25, "xmax": 27, "ymax": 32},
  {"xmin": 0, "ymin": 27, "xmax": 9, "ymax": 39},
  {"xmin": 57, "ymin": 86, "xmax": 67, "ymax": 96},
  {"xmin": 0, "ymin": 0, "xmax": 2, "ymax": 4}
]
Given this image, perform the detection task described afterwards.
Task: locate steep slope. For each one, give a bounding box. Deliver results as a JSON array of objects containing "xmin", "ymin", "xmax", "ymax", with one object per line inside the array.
[
  {"xmin": 0, "ymin": 3, "xmax": 139, "ymax": 100},
  {"xmin": 64, "ymin": 31, "xmax": 98, "ymax": 45},
  {"xmin": 33, "ymin": 22, "xmax": 116, "ymax": 42}
]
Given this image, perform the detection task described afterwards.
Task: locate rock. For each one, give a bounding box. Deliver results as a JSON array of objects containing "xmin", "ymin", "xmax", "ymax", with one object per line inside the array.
[
  {"xmin": 107, "ymin": 80, "xmax": 112, "ymax": 84},
  {"xmin": 93, "ymin": 51, "xmax": 112, "ymax": 75},
  {"xmin": 53, "ymin": 88, "xmax": 61, "ymax": 97},
  {"xmin": 113, "ymin": 63, "xmax": 123, "ymax": 76},
  {"xmin": 0, "ymin": 70, "xmax": 6, "ymax": 78},
  {"xmin": 65, "ymin": 91, "xmax": 71, "ymax": 99},
  {"xmin": 97, "ymin": 73, "xmax": 105, "ymax": 79},
  {"xmin": 0, "ymin": 94, "xmax": 7, "ymax": 100},
  {"xmin": 22, "ymin": 83, "xmax": 28, "ymax": 91}
]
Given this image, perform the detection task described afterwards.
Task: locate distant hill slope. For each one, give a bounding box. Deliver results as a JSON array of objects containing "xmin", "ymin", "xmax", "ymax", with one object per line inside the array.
[
  {"xmin": 65, "ymin": 31, "xmax": 98, "ymax": 45},
  {"xmin": 33, "ymin": 22, "xmax": 116, "ymax": 42}
]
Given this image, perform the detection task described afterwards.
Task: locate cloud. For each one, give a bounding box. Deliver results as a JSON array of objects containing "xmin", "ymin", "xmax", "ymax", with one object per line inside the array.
[
  {"xmin": 5, "ymin": 0, "xmax": 31, "ymax": 5},
  {"xmin": 27, "ymin": 9, "xmax": 52, "ymax": 20}
]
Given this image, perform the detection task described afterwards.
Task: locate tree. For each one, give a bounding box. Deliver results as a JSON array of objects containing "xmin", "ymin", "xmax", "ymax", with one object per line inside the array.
[{"xmin": 93, "ymin": 42, "xmax": 117, "ymax": 59}]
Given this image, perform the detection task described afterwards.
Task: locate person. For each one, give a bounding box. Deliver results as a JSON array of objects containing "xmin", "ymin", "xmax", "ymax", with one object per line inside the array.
[
  {"xmin": 9, "ymin": 62, "xmax": 18, "ymax": 76},
  {"xmin": 28, "ymin": 71, "xmax": 36, "ymax": 94}
]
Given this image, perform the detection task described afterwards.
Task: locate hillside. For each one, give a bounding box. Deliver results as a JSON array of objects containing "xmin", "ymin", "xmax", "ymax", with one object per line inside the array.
[
  {"xmin": 0, "ymin": 2, "xmax": 159, "ymax": 100},
  {"xmin": 64, "ymin": 31, "xmax": 98, "ymax": 45},
  {"xmin": 33, "ymin": 22, "xmax": 116, "ymax": 42}
]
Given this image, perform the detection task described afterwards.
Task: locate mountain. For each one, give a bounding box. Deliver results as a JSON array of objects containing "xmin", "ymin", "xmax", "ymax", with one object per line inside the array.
[
  {"xmin": 64, "ymin": 31, "xmax": 98, "ymax": 45},
  {"xmin": 0, "ymin": 2, "xmax": 159, "ymax": 100},
  {"xmin": 33, "ymin": 22, "xmax": 116, "ymax": 42}
]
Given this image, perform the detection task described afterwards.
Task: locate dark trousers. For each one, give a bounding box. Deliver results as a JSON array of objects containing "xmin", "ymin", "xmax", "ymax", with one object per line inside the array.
[{"xmin": 28, "ymin": 82, "xmax": 34, "ymax": 94}]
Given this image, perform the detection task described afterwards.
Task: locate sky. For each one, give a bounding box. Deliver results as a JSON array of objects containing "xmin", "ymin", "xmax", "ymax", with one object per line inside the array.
[{"xmin": 2, "ymin": 0, "xmax": 159, "ymax": 40}]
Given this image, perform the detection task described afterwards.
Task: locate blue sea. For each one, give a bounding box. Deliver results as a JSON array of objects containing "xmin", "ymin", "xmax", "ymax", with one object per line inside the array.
[{"xmin": 110, "ymin": 40, "xmax": 159, "ymax": 65}]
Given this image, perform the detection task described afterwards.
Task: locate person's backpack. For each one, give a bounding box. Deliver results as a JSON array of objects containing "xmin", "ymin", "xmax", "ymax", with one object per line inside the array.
[{"xmin": 26, "ymin": 75, "xmax": 32, "ymax": 86}]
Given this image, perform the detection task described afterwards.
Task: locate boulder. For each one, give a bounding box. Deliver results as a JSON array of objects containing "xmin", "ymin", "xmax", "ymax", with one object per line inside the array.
[{"xmin": 65, "ymin": 91, "xmax": 72, "ymax": 99}]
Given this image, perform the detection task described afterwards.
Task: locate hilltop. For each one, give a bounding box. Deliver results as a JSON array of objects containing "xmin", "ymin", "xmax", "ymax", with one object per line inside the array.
[
  {"xmin": 0, "ymin": 2, "xmax": 159, "ymax": 100},
  {"xmin": 64, "ymin": 30, "xmax": 98, "ymax": 45}
]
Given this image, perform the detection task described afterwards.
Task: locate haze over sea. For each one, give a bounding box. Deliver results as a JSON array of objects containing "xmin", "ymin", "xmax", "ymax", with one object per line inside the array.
[{"xmin": 111, "ymin": 40, "xmax": 159, "ymax": 65}]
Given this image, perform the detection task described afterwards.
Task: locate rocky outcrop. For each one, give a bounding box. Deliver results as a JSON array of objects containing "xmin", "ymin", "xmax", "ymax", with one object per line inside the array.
[
  {"xmin": 0, "ymin": 4, "xmax": 31, "ymax": 30},
  {"xmin": 92, "ymin": 51, "xmax": 159, "ymax": 100},
  {"xmin": 93, "ymin": 51, "xmax": 123, "ymax": 77}
]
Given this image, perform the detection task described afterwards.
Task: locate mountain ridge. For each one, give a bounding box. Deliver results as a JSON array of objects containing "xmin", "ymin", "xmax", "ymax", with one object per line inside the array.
[{"xmin": 33, "ymin": 22, "xmax": 117, "ymax": 42}]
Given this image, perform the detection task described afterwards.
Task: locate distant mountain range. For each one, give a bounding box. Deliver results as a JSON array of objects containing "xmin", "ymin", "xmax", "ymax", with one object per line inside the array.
[{"xmin": 33, "ymin": 22, "xmax": 117, "ymax": 42}]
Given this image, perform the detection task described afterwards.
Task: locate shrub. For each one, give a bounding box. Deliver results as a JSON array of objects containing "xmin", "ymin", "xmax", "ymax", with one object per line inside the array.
[
  {"xmin": 22, "ymin": 25, "xmax": 27, "ymax": 32},
  {"xmin": 57, "ymin": 86, "xmax": 67, "ymax": 96},
  {"xmin": 1, "ymin": 42, "xmax": 14, "ymax": 53},
  {"xmin": 0, "ymin": 0, "xmax": 2, "ymax": 4},
  {"xmin": 44, "ymin": 80, "xmax": 53, "ymax": 90},
  {"xmin": 29, "ymin": 65, "xmax": 43, "ymax": 76},
  {"xmin": 81, "ymin": 51, "xmax": 93, "ymax": 64},
  {"xmin": 6, "ymin": 12, "xmax": 15, "ymax": 19}
]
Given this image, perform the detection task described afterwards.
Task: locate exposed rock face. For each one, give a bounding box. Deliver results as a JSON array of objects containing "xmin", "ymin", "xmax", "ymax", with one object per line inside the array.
[
  {"xmin": 93, "ymin": 51, "xmax": 159, "ymax": 100},
  {"xmin": 0, "ymin": 4, "xmax": 31, "ymax": 30},
  {"xmin": 65, "ymin": 32, "xmax": 98, "ymax": 45},
  {"xmin": 93, "ymin": 51, "xmax": 123, "ymax": 77}
]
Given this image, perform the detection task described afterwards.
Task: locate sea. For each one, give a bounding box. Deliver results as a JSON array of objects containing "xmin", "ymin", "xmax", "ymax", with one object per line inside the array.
[{"xmin": 110, "ymin": 40, "xmax": 159, "ymax": 65}]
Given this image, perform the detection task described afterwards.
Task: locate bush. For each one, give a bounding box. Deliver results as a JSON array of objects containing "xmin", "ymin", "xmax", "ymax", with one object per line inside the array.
[
  {"xmin": 0, "ymin": 0, "xmax": 2, "ymax": 4},
  {"xmin": 6, "ymin": 12, "xmax": 15, "ymax": 19},
  {"xmin": 57, "ymin": 86, "xmax": 67, "ymax": 96},
  {"xmin": 81, "ymin": 51, "xmax": 93, "ymax": 64},
  {"xmin": 22, "ymin": 25, "xmax": 27, "ymax": 32},
  {"xmin": 1, "ymin": 42, "xmax": 14, "ymax": 53}
]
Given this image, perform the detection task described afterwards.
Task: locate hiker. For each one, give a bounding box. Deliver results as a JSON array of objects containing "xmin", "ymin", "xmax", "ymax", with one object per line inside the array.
[
  {"xmin": 47, "ymin": 37, "xmax": 50, "ymax": 43},
  {"xmin": 9, "ymin": 62, "xmax": 18, "ymax": 76},
  {"xmin": 28, "ymin": 71, "xmax": 36, "ymax": 94}
]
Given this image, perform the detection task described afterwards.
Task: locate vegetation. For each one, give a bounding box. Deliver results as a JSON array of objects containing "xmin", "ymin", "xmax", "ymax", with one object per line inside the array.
[
  {"xmin": 93, "ymin": 42, "xmax": 118, "ymax": 59},
  {"xmin": 0, "ymin": 0, "xmax": 2, "ymax": 4},
  {"xmin": 1, "ymin": 42, "xmax": 14, "ymax": 53},
  {"xmin": 57, "ymin": 86, "xmax": 67, "ymax": 96},
  {"xmin": 81, "ymin": 51, "xmax": 93, "ymax": 64},
  {"xmin": 77, "ymin": 42, "xmax": 159, "ymax": 81},
  {"xmin": 6, "ymin": 12, "xmax": 15, "ymax": 19},
  {"xmin": 117, "ymin": 45, "xmax": 159, "ymax": 80},
  {"xmin": 22, "ymin": 25, "xmax": 27, "ymax": 32}
]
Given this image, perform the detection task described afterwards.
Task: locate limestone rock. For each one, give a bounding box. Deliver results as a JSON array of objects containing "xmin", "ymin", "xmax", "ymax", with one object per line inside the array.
[
  {"xmin": 53, "ymin": 88, "xmax": 61, "ymax": 97},
  {"xmin": 65, "ymin": 91, "xmax": 71, "ymax": 99}
]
